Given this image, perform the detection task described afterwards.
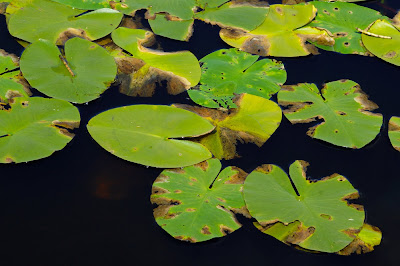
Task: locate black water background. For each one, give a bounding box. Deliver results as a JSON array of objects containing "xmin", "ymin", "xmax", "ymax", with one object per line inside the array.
[{"xmin": 1, "ymin": 1, "xmax": 400, "ymax": 265}]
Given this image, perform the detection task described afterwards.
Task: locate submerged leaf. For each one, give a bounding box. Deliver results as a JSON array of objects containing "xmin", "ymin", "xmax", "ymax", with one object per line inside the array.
[
  {"xmin": 111, "ymin": 27, "xmax": 201, "ymax": 96},
  {"xmin": 0, "ymin": 97, "xmax": 80, "ymax": 163},
  {"xmin": 151, "ymin": 158, "xmax": 248, "ymax": 242},
  {"xmin": 389, "ymin": 116, "xmax": 400, "ymax": 152},
  {"xmin": 20, "ymin": 38, "xmax": 117, "ymax": 103},
  {"xmin": 245, "ymin": 160, "xmax": 365, "ymax": 253},
  {"xmin": 220, "ymin": 4, "xmax": 334, "ymax": 57},
  {"xmin": 8, "ymin": 0, "xmax": 123, "ymax": 44},
  {"xmin": 278, "ymin": 80, "xmax": 383, "ymax": 148},
  {"xmin": 309, "ymin": 1, "xmax": 384, "ymax": 55},
  {"xmin": 87, "ymin": 105, "xmax": 215, "ymax": 168},
  {"xmin": 188, "ymin": 48, "xmax": 286, "ymax": 109},
  {"xmin": 176, "ymin": 93, "xmax": 282, "ymax": 160}
]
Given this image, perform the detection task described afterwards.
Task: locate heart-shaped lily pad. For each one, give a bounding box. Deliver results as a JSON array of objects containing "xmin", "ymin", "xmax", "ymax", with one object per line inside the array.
[
  {"xmin": 188, "ymin": 48, "xmax": 286, "ymax": 109},
  {"xmin": 389, "ymin": 116, "xmax": 400, "ymax": 152},
  {"xmin": 0, "ymin": 97, "xmax": 80, "ymax": 163},
  {"xmin": 176, "ymin": 93, "xmax": 282, "ymax": 160},
  {"xmin": 278, "ymin": 80, "xmax": 383, "ymax": 148},
  {"xmin": 20, "ymin": 37, "xmax": 117, "ymax": 103},
  {"xmin": 8, "ymin": 0, "xmax": 123, "ymax": 44},
  {"xmin": 151, "ymin": 158, "xmax": 248, "ymax": 242},
  {"xmin": 244, "ymin": 160, "xmax": 365, "ymax": 253},
  {"xmin": 87, "ymin": 104, "xmax": 215, "ymax": 168}
]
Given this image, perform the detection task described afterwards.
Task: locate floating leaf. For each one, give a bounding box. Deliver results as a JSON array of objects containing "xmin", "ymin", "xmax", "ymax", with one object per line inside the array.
[
  {"xmin": 338, "ymin": 223, "xmax": 382, "ymax": 255},
  {"xmin": 308, "ymin": 1, "xmax": 384, "ymax": 55},
  {"xmin": 361, "ymin": 19, "xmax": 400, "ymax": 66},
  {"xmin": 111, "ymin": 27, "xmax": 201, "ymax": 96},
  {"xmin": 194, "ymin": 1, "xmax": 268, "ymax": 31},
  {"xmin": 87, "ymin": 105, "xmax": 215, "ymax": 168},
  {"xmin": 20, "ymin": 38, "xmax": 117, "ymax": 103},
  {"xmin": 148, "ymin": 14, "xmax": 194, "ymax": 41},
  {"xmin": 188, "ymin": 48, "xmax": 286, "ymax": 109},
  {"xmin": 220, "ymin": 4, "xmax": 334, "ymax": 57},
  {"xmin": 278, "ymin": 80, "xmax": 383, "ymax": 148},
  {"xmin": 151, "ymin": 158, "xmax": 248, "ymax": 242},
  {"xmin": 176, "ymin": 93, "xmax": 282, "ymax": 160},
  {"xmin": 0, "ymin": 50, "xmax": 30, "ymax": 104},
  {"xmin": 389, "ymin": 116, "xmax": 400, "ymax": 152},
  {"xmin": 245, "ymin": 160, "xmax": 365, "ymax": 253},
  {"xmin": 8, "ymin": 0, "xmax": 123, "ymax": 44},
  {"xmin": 0, "ymin": 97, "xmax": 80, "ymax": 163}
]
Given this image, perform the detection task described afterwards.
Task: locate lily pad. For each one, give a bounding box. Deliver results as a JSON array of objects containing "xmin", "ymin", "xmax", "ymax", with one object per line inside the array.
[
  {"xmin": 308, "ymin": 1, "xmax": 384, "ymax": 55},
  {"xmin": 389, "ymin": 116, "xmax": 400, "ymax": 152},
  {"xmin": 220, "ymin": 4, "xmax": 335, "ymax": 57},
  {"xmin": 111, "ymin": 27, "xmax": 201, "ymax": 96},
  {"xmin": 8, "ymin": 0, "xmax": 123, "ymax": 44},
  {"xmin": 148, "ymin": 15, "xmax": 194, "ymax": 41},
  {"xmin": 244, "ymin": 160, "xmax": 365, "ymax": 253},
  {"xmin": 20, "ymin": 38, "xmax": 117, "ymax": 104},
  {"xmin": 361, "ymin": 19, "xmax": 400, "ymax": 66},
  {"xmin": 0, "ymin": 50, "xmax": 30, "ymax": 104},
  {"xmin": 338, "ymin": 223, "xmax": 382, "ymax": 255},
  {"xmin": 0, "ymin": 97, "xmax": 80, "ymax": 163},
  {"xmin": 151, "ymin": 158, "xmax": 248, "ymax": 242},
  {"xmin": 188, "ymin": 48, "xmax": 286, "ymax": 109},
  {"xmin": 175, "ymin": 93, "xmax": 282, "ymax": 160},
  {"xmin": 278, "ymin": 80, "xmax": 383, "ymax": 148},
  {"xmin": 87, "ymin": 104, "xmax": 215, "ymax": 168}
]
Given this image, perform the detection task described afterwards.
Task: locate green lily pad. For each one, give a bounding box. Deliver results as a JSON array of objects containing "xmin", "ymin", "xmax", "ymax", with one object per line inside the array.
[
  {"xmin": 20, "ymin": 38, "xmax": 117, "ymax": 104},
  {"xmin": 0, "ymin": 97, "xmax": 80, "ymax": 163},
  {"xmin": 148, "ymin": 15, "xmax": 194, "ymax": 41},
  {"xmin": 8, "ymin": 0, "xmax": 123, "ymax": 44},
  {"xmin": 220, "ymin": 4, "xmax": 335, "ymax": 57},
  {"xmin": 151, "ymin": 158, "xmax": 248, "ymax": 242},
  {"xmin": 278, "ymin": 80, "xmax": 383, "ymax": 148},
  {"xmin": 175, "ymin": 93, "xmax": 282, "ymax": 160},
  {"xmin": 194, "ymin": 1, "xmax": 268, "ymax": 31},
  {"xmin": 389, "ymin": 116, "xmax": 400, "ymax": 152},
  {"xmin": 245, "ymin": 160, "xmax": 365, "ymax": 253},
  {"xmin": 361, "ymin": 19, "xmax": 400, "ymax": 66},
  {"xmin": 308, "ymin": 1, "xmax": 384, "ymax": 55},
  {"xmin": 111, "ymin": 27, "xmax": 201, "ymax": 96},
  {"xmin": 87, "ymin": 104, "xmax": 215, "ymax": 168},
  {"xmin": 0, "ymin": 50, "xmax": 30, "ymax": 104},
  {"xmin": 188, "ymin": 48, "xmax": 286, "ymax": 109}
]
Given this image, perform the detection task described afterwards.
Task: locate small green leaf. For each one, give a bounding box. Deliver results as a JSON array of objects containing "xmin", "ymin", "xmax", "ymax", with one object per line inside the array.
[
  {"xmin": 389, "ymin": 116, "xmax": 400, "ymax": 152},
  {"xmin": 151, "ymin": 158, "xmax": 247, "ymax": 242},
  {"xmin": 188, "ymin": 48, "xmax": 286, "ymax": 109},
  {"xmin": 0, "ymin": 97, "xmax": 80, "ymax": 163},
  {"xmin": 148, "ymin": 15, "xmax": 194, "ymax": 41},
  {"xmin": 20, "ymin": 38, "xmax": 117, "ymax": 104},
  {"xmin": 8, "ymin": 0, "xmax": 123, "ymax": 44},
  {"xmin": 278, "ymin": 80, "xmax": 383, "ymax": 148},
  {"xmin": 176, "ymin": 93, "xmax": 282, "ymax": 160},
  {"xmin": 245, "ymin": 160, "xmax": 365, "ymax": 253},
  {"xmin": 87, "ymin": 105, "xmax": 215, "ymax": 168}
]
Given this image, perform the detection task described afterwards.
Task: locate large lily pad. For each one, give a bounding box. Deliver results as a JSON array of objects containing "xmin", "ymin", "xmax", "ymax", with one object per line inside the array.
[
  {"xmin": 111, "ymin": 27, "xmax": 201, "ymax": 96},
  {"xmin": 220, "ymin": 4, "xmax": 334, "ymax": 57},
  {"xmin": 87, "ymin": 105, "xmax": 215, "ymax": 168},
  {"xmin": 175, "ymin": 93, "xmax": 282, "ymax": 160},
  {"xmin": 278, "ymin": 80, "xmax": 383, "ymax": 148},
  {"xmin": 8, "ymin": 0, "xmax": 123, "ymax": 44},
  {"xmin": 361, "ymin": 19, "xmax": 400, "ymax": 66},
  {"xmin": 20, "ymin": 38, "xmax": 117, "ymax": 104},
  {"xmin": 0, "ymin": 50, "xmax": 30, "ymax": 105},
  {"xmin": 244, "ymin": 160, "xmax": 365, "ymax": 253},
  {"xmin": 308, "ymin": 1, "xmax": 384, "ymax": 55},
  {"xmin": 151, "ymin": 158, "xmax": 248, "ymax": 242},
  {"xmin": 188, "ymin": 48, "xmax": 286, "ymax": 109},
  {"xmin": 389, "ymin": 116, "xmax": 400, "ymax": 152},
  {"xmin": 0, "ymin": 97, "xmax": 80, "ymax": 163}
]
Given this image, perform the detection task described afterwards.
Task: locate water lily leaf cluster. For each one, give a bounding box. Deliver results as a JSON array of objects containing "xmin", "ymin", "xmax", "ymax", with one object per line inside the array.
[
  {"xmin": 188, "ymin": 48, "xmax": 287, "ymax": 109},
  {"xmin": 151, "ymin": 158, "xmax": 248, "ymax": 242},
  {"xmin": 389, "ymin": 116, "xmax": 400, "ymax": 152},
  {"xmin": 278, "ymin": 80, "xmax": 383, "ymax": 148}
]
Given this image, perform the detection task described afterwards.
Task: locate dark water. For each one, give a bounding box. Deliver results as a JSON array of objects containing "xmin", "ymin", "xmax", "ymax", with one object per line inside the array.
[{"xmin": 1, "ymin": 1, "xmax": 400, "ymax": 265}]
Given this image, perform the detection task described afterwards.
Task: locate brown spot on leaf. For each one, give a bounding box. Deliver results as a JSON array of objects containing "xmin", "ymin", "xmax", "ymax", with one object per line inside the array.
[
  {"xmin": 384, "ymin": 51, "xmax": 397, "ymax": 59},
  {"xmin": 217, "ymin": 197, "xmax": 227, "ymax": 203},
  {"xmin": 242, "ymin": 35, "xmax": 270, "ymax": 56},
  {"xmin": 282, "ymin": 0, "xmax": 305, "ymax": 4},
  {"xmin": 334, "ymin": 32, "xmax": 348, "ymax": 38},
  {"xmin": 231, "ymin": 206, "xmax": 252, "ymax": 218},
  {"xmin": 56, "ymin": 28, "xmax": 90, "ymax": 46},
  {"xmin": 190, "ymin": 178, "xmax": 198, "ymax": 182},
  {"xmin": 389, "ymin": 119, "xmax": 400, "ymax": 131},
  {"xmin": 286, "ymin": 226, "xmax": 315, "ymax": 244},
  {"xmin": 201, "ymin": 226, "xmax": 211, "ymax": 235},
  {"xmin": 339, "ymin": 238, "xmax": 373, "ymax": 255},
  {"xmin": 349, "ymin": 204, "xmax": 364, "ymax": 212},
  {"xmin": 225, "ymin": 167, "xmax": 247, "ymax": 184},
  {"xmin": 320, "ymin": 214, "xmax": 333, "ymax": 220},
  {"xmin": 4, "ymin": 157, "xmax": 14, "ymax": 163},
  {"xmin": 186, "ymin": 208, "xmax": 196, "ymax": 212},
  {"xmin": 174, "ymin": 190, "xmax": 182, "ymax": 194},
  {"xmin": 255, "ymin": 164, "xmax": 274, "ymax": 174},
  {"xmin": 152, "ymin": 186, "xmax": 169, "ymax": 195},
  {"xmin": 220, "ymin": 225, "xmax": 234, "ymax": 235}
]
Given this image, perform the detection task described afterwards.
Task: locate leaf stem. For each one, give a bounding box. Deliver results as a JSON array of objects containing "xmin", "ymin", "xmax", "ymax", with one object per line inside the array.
[
  {"xmin": 59, "ymin": 55, "xmax": 75, "ymax": 77},
  {"xmin": 357, "ymin": 28, "xmax": 392, "ymax": 39}
]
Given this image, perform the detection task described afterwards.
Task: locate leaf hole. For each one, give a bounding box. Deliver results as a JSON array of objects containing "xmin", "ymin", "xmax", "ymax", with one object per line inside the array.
[
  {"xmin": 334, "ymin": 130, "xmax": 339, "ymax": 133},
  {"xmin": 333, "ymin": 7, "xmax": 339, "ymax": 11}
]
